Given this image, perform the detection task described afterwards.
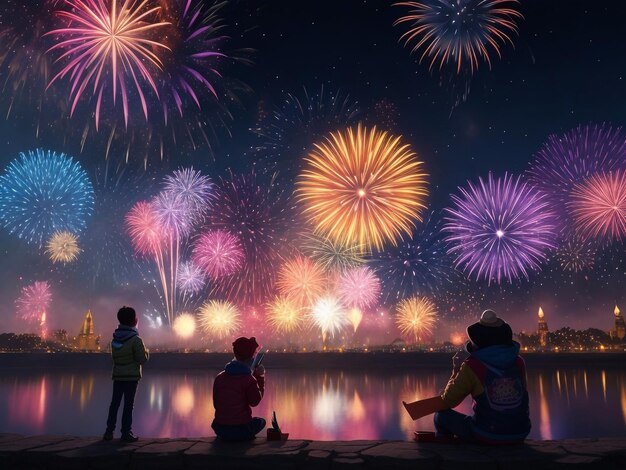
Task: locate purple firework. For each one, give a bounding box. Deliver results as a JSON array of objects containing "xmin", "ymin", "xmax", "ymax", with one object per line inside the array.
[
  {"xmin": 527, "ymin": 124, "xmax": 626, "ymax": 214},
  {"xmin": 15, "ymin": 281, "xmax": 52, "ymax": 324},
  {"xmin": 177, "ymin": 261, "xmax": 206, "ymax": 294},
  {"xmin": 444, "ymin": 173, "xmax": 557, "ymax": 284},
  {"xmin": 152, "ymin": 191, "xmax": 193, "ymax": 238},
  {"xmin": 163, "ymin": 168, "xmax": 214, "ymax": 223}
]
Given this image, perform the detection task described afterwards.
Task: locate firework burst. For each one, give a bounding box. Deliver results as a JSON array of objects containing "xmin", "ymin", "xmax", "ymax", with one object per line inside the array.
[
  {"xmin": 528, "ymin": 125, "xmax": 626, "ymax": 217},
  {"xmin": 393, "ymin": 0, "xmax": 523, "ymax": 74},
  {"xmin": 0, "ymin": 149, "xmax": 94, "ymax": 247},
  {"xmin": 266, "ymin": 296, "xmax": 306, "ymax": 334},
  {"xmin": 297, "ymin": 124, "xmax": 428, "ymax": 251},
  {"xmin": 198, "ymin": 300, "xmax": 241, "ymax": 339},
  {"xmin": 309, "ymin": 297, "xmax": 349, "ymax": 340},
  {"xmin": 177, "ymin": 261, "xmax": 206, "ymax": 294},
  {"xmin": 444, "ymin": 173, "xmax": 557, "ymax": 284},
  {"xmin": 395, "ymin": 296, "xmax": 437, "ymax": 343},
  {"xmin": 125, "ymin": 200, "xmax": 164, "ymax": 256},
  {"xmin": 191, "ymin": 229, "xmax": 244, "ymax": 280},
  {"xmin": 172, "ymin": 312, "xmax": 196, "ymax": 339},
  {"xmin": 276, "ymin": 256, "xmax": 327, "ymax": 307},
  {"xmin": 570, "ymin": 171, "xmax": 626, "ymax": 241},
  {"xmin": 15, "ymin": 281, "xmax": 52, "ymax": 325},
  {"xmin": 46, "ymin": 231, "xmax": 81, "ymax": 263},
  {"xmin": 372, "ymin": 212, "xmax": 452, "ymax": 304},
  {"xmin": 208, "ymin": 170, "xmax": 293, "ymax": 304},
  {"xmin": 46, "ymin": 0, "xmax": 170, "ymax": 128},
  {"xmin": 337, "ymin": 266, "xmax": 381, "ymax": 309},
  {"xmin": 162, "ymin": 168, "xmax": 214, "ymax": 223},
  {"xmin": 300, "ymin": 233, "xmax": 366, "ymax": 271},
  {"xmin": 556, "ymin": 235, "xmax": 596, "ymax": 272}
]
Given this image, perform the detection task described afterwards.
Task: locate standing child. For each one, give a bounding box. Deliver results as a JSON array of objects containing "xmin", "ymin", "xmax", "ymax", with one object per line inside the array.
[
  {"xmin": 212, "ymin": 337, "xmax": 266, "ymax": 441},
  {"xmin": 103, "ymin": 306, "xmax": 149, "ymax": 443}
]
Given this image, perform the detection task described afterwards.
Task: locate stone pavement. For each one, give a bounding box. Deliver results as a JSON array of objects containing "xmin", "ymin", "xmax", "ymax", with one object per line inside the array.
[{"xmin": 0, "ymin": 433, "xmax": 625, "ymax": 469}]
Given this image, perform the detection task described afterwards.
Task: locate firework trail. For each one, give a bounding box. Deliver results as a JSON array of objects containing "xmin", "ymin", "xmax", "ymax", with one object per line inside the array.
[
  {"xmin": 372, "ymin": 211, "xmax": 452, "ymax": 304},
  {"xmin": 337, "ymin": 266, "xmax": 381, "ymax": 309},
  {"xmin": 297, "ymin": 124, "xmax": 428, "ymax": 251},
  {"xmin": 395, "ymin": 296, "xmax": 437, "ymax": 344},
  {"xmin": 276, "ymin": 256, "xmax": 327, "ymax": 307},
  {"xmin": 570, "ymin": 171, "xmax": 626, "ymax": 242},
  {"xmin": 15, "ymin": 281, "xmax": 52, "ymax": 332},
  {"xmin": 191, "ymin": 229, "xmax": 244, "ymax": 280},
  {"xmin": 0, "ymin": 149, "xmax": 94, "ymax": 247},
  {"xmin": 198, "ymin": 299, "xmax": 241, "ymax": 339},
  {"xmin": 266, "ymin": 296, "xmax": 307, "ymax": 334},
  {"xmin": 444, "ymin": 173, "xmax": 557, "ymax": 284},
  {"xmin": 393, "ymin": 0, "xmax": 523, "ymax": 74},
  {"xmin": 208, "ymin": 170, "xmax": 294, "ymax": 305},
  {"xmin": 46, "ymin": 231, "xmax": 81, "ymax": 263}
]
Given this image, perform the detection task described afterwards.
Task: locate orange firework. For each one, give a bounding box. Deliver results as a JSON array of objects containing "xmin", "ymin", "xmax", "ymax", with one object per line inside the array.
[
  {"xmin": 297, "ymin": 124, "xmax": 427, "ymax": 251},
  {"xmin": 276, "ymin": 256, "xmax": 327, "ymax": 307},
  {"xmin": 395, "ymin": 296, "xmax": 437, "ymax": 343}
]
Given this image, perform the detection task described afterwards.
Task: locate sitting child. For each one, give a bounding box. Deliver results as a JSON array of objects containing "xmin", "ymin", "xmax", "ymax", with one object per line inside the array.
[
  {"xmin": 404, "ymin": 310, "xmax": 531, "ymax": 444},
  {"xmin": 211, "ymin": 337, "xmax": 266, "ymax": 441}
]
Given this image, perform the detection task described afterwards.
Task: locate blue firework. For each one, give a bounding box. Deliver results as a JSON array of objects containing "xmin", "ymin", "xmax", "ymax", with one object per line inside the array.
[
  {"xmin": 372, "ymin": 212, "xmax": 452, "ymax": 305},
  {"xmin": 0, "ymin": 149, "xmax": 94, "ymax": 246}
]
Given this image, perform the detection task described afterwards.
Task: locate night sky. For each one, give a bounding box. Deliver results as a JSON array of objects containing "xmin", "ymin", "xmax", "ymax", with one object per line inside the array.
[{"xmin": 1, "ymin": 0, "xmax": 625, "ymax": 340}]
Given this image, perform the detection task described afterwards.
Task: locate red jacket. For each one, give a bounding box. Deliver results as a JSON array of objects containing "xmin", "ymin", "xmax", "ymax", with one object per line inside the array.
[{"xmin": 213, "ymin": 360, "xmax": 265, "ymax": 425}]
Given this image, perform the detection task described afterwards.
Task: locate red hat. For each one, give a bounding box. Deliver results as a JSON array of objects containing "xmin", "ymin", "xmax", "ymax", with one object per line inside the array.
[{"xmin": 232, "ymin": 337, "xmax": 259, "ymax": 361}]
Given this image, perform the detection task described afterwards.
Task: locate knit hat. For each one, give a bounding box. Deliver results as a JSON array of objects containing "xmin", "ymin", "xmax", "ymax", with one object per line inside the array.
[
  {"xmin": 466, "ymin": 310, "xmax": 513, "ymax": 352},
  {"xmin": 232, "ymin": 337, "xmax": 259, "ymax": 361}
]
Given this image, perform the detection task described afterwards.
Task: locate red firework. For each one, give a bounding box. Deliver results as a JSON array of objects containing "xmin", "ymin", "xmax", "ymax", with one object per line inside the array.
[{"xmin": 570, "ymin": 171, "xmax": 626, "ymax": 241}]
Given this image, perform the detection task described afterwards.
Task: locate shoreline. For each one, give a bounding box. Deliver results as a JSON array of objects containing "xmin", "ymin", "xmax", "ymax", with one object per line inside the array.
[{"xmin": 0, "ymin": 351, "xmax": 624, "ymax": 370}]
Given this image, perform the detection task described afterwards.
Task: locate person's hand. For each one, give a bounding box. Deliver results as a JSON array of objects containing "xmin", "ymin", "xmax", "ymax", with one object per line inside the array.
[
  {"xmin": 452, "ymin": 351, "xmax": 469, "ymax": 373},
  {"xmin": 254, "ymin": 364, "xmax": 265, "ymax": 377}
]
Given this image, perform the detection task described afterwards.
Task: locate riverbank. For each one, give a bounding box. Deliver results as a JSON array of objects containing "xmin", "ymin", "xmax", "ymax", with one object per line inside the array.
[
  {"xmin": 1, "ymin": 434, "xmax": 625, "ymax": 469},
  {"xmin": 0, "ymin": 352, "xmax": 625, "ymax": 370}
]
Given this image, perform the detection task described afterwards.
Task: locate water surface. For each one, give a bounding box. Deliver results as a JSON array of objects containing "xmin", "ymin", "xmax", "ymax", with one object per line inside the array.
[{"xmin": 1, "ymin": 367, "xmax": 624, "ymax": 439}]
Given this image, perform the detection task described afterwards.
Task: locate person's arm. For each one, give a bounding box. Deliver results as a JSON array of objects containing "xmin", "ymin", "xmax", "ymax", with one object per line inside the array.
[
  {"xmin": 246, "ymin": 368, "xmax": 265, "ymax": 407},
  {"xmin": 440, "ymin": 362, "xmax": 479, "ymax": 408},
  {"xmin": 133, "ymin": 337, "xmax": 149, "ymax": 365}
]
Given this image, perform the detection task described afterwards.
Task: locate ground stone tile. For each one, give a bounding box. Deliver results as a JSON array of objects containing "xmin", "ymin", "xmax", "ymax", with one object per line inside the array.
[
  {"xmin": 0, "ymin": 435, "xmax": 73, "ymax": 452},
  {"xmin": 306, "ymin": 441, "xmax": 381, "ymax": 454},
  {"xmin": 133, "ymin": 439, "xmax": 196, "ymax": 454},
  {"xmin": 332, "ymin": 456, "xmax": 365, "ymax": 468}
]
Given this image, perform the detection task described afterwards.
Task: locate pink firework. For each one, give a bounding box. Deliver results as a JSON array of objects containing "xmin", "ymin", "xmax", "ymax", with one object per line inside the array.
[
  {"xmin": 16, "ymin": 281, "xmax": 52, "ymax": 324},
  {"xmin": 125, "ymin": 200, "xmax": 164, "ymax": 256},
  {"xmin": 337, "ymin": 266, "xmax": 381, "ymax": 309},
  {"xmin": 570, "ymin": 171, "xmax": 626, "ymax": 241},
  {"xmin": 46, "ymin": 0, "xmax": 170, "ymax": 128},
  {"xmin": 192, "ymin": 229, "xmax": 244, "ymax": 280}
]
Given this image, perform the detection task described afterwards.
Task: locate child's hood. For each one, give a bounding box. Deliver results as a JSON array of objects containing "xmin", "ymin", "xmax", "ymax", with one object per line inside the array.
[
  {"xmin": 112, "ymin": 325, "xmax": 138, "ymax": 349},
  {"xmin": 223, "ymin": 359, "xmax": 252, "ymax": 376},
  {"xmin": 470, "ymin": 341, "xmax": 521, "ymax": 370}
]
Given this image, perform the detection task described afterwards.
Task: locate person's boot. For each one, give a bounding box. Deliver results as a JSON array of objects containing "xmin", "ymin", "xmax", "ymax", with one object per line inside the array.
[
  {"xmin": 102, "ymin": 430, "xmax": 113, "ymax": 441},
  {"xmin": 120, "ymin": 432, "xmax": 139, "ymax": 443}
]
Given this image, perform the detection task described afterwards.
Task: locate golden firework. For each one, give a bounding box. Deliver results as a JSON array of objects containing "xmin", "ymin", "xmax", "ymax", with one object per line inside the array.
[
  {"xmin": 172, "ymin": 313, "xmax": 196, "ymax": 339},
  {"xmin": 198, "ymin": 300, "xmax": 241, "ymax": 339},
  {"xmin": 395, "ymin": 296, "xmax": 437, "ymax": 343},
  {"xmin": 297, "ymin": 124, "xmax": 427, "ymax": 251},
  {"xmin": 266, "ymin": 296, "xmax": 306, "ymax": 334},
  {"xmin": 46, "ymin": 231, "xmax": 81, "ymax": 263},
  {"xmin": 276, "ymin": 256, "xmax": 327, "ymax": 307}
]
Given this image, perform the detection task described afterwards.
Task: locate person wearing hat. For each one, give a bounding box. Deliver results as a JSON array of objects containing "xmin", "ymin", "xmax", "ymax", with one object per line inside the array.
[
  {"xmin": 211, "ymin": 337, "xmax": 266, "ymax": 441},
  {"xmin": 433, "ymin": 310, "xmax": 531, "ymax": 443}
]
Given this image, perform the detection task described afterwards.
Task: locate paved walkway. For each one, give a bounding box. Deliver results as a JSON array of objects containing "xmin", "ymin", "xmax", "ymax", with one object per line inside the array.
[{"xmin": 0, "ymin": 433, "xmax": 625, "ymax": 469}]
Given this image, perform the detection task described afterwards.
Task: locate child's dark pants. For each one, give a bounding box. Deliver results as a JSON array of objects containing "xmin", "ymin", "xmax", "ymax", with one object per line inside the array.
[
  {"xmin": 106, "ymin": 381, "xmax": 138, "ymax": 435},
  {"xmin": 212, "ymin": 418, "xmax": 266, "ymax": 441}
]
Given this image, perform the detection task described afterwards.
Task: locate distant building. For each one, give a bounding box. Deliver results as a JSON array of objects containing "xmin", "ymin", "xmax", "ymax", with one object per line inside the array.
[
  {"xmin": 610, "ymin": 305, "xmax": 625, "ymax": 341},
  {"xmin": 76, "ymin": 310, "xmax": 100, "ymax": 351},
  {"xmin": 537, "ymin": 306, "xmax": 549, "ymax": 347}
]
